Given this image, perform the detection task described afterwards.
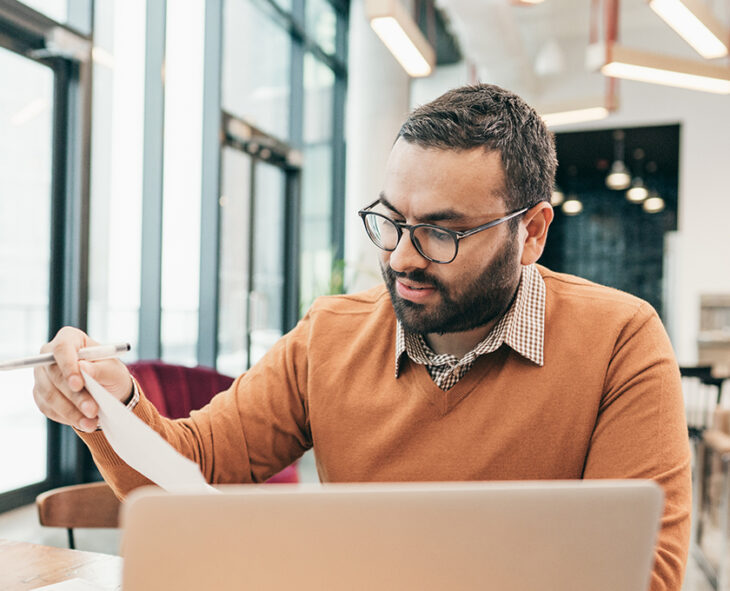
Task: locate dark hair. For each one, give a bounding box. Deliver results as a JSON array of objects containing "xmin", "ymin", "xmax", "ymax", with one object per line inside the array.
[{"xmin": 397, "ymin": 84, "xmax": 557, "ymax": 212}]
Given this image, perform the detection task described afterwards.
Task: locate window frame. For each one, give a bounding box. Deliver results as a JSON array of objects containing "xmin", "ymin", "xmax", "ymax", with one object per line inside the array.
[{"xmin": 0, "ymin": 0, "xmax": 94, "ymax": 512}]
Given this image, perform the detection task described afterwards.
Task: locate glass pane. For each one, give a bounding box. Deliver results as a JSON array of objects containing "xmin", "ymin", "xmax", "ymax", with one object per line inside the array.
[
  {"xmin": 160, "ymin": 0, "xmax": 205, "ymax": 365},
  {"xmin": 20, "ymin": 0, "xmax": 67, "ymax": 23},
  {"xmin": 217, "ymin": 147, "xmax": 252, "ymax": 377},
  {"xmin": 223, "ymin": 0, "xmax": 291, "ymax": 140},
  {"xmin": 306, "ymin": 0, "xmax": 337, "ymax": 55},
  {"xmin": 0, "ymin": 47, "xmax": 53, "ymax": 492},
  {"xmin": 300, "ymin": 54, "xmax": 334, "ymax": 310},
  {"xmin": 20, "ymin": 0, "xmax": 93, "ymax": 34},
  {"xmin": 250, "ymin": 162, "xmax": 286, "ymax": 365},
  {"xmin": 87, "ymin": 0, "xmax": 146, "ymax": 359},
  {"xmin": 272, "ymin": 0, "xmax": 291, "ymax": 12}
]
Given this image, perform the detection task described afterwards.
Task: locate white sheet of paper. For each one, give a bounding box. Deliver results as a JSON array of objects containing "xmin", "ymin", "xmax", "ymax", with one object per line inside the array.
[
  {"xmin": 81, "ymin": 370, "xmax": 216, "ymax": 494},
  {"xmin": 31, "ymin": 578, "xmax": 112, "ymax": 591}
]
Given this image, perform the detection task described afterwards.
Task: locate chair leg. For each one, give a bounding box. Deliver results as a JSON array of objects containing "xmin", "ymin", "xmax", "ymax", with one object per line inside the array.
[{"xmin": 67, "ymin": 528, "xmax": 75, "ymax": 550}]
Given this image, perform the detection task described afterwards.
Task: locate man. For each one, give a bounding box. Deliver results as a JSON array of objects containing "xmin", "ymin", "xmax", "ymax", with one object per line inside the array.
[{"xmin": 33, "ymin": 84, "xmax": 690, "ymax": 590}]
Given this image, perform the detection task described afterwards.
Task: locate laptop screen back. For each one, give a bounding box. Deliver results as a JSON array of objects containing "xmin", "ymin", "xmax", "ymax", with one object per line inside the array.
[{"xmin": 120, "ymin": 480, "xmax": 663, "ymax": 591}]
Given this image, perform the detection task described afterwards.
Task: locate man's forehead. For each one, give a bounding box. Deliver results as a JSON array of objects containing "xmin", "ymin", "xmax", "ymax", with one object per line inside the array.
[
  {"xmin": 387, "ymin": 140, "xmax": 506, "ymax": 182},
  {"xmin": 389, "ymin": 136, "xmax": 502, "ymax": 161},
  {"xmin": 383, "ymin": 141, "xmax": 509, "ymax": 216}
]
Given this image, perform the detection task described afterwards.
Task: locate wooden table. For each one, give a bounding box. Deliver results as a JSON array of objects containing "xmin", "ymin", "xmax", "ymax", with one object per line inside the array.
[{"xmin": 0, "ymin": 538, "xmax": 122, "ymax": 590}]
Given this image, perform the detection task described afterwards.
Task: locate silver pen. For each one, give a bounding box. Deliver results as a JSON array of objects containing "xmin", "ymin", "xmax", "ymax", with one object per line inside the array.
[{"xmin": 0, "ymin": 342, "xmax": 131, "ymax": 371}]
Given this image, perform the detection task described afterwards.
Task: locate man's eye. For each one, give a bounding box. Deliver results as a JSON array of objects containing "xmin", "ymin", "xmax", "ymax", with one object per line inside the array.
[
  {"xmin": 421, "ymin": 227, "xmax": 451, "ymax": 242},
  {"xmin": 433, "ymin": 231, "xmax": 452, "ymax": 242}
]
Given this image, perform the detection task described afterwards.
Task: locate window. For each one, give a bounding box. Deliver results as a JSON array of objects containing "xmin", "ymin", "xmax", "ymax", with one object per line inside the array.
[
  {"xmin": 0, "ymin": 46, "xmax": 54, "ymax": 494},
  {"xmin": 87, "ymin": 0, "xmax": 146, "ymax": 358},
  {"xmin": 160, "ymin": 0, "xmax": 206, "ymax": 365},
  {"xmin": 306, "ymin": 0, "xmax": 337, "ymax": 55},
  {"xmin": 20, "ymin": 0, "xmax": 92, "ymax": 34},
  {"xmin": 0, "ymin": 1, "xmax": 93, "ymax": 511},
  {"xmin": 0, "ymin": 0, "xmax": 348, "ymax": 512},
  {"xmin": 300, "ymin": 53, "xmax": 336, "ymax": 310},
  {"xmin": 223, "ymin": 0, "xmax": 292, "ymax": 141}
]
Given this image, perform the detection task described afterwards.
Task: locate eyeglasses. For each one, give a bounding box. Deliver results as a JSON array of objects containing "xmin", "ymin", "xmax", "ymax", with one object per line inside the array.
[{"xmin": 358, "ymin": 199, "xmax": 529, "ymax": 264}]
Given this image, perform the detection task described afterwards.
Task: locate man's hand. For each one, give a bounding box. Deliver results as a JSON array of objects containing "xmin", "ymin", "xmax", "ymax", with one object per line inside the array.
[{"xmin": 32, "ymin": 327, "xmax": 133, "ymax": 432}]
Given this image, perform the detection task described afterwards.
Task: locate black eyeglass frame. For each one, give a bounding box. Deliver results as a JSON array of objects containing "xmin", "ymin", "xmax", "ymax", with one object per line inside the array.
[{"xmin": 357, "ymin": 199, "xmax": 530, "ymax": 264}]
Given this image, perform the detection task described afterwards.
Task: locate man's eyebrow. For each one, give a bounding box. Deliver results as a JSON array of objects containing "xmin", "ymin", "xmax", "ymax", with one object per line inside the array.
[
  {"xmin": 378, "ymin": 193, "xmax": 469, "ymax": 223},
  {"xmin": 378, "ymin": 194, "xmax": 402, "ymax": 216}
]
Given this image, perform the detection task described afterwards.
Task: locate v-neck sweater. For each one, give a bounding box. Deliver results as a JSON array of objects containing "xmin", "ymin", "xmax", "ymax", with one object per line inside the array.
[{"xmin": 79, "ymin": 265, "xmax": 690, "ymax": 591}]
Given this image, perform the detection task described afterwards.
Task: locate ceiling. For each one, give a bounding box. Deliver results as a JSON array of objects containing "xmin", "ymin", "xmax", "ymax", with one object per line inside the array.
[{"xmin": 434, "ymin": 0, "xmax": 730, "ymax": 106}]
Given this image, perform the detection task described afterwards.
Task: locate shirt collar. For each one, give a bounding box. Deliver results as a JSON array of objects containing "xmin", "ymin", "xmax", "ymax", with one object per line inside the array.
[{"xmin": 395, "ymin": 264, "xmax": 545, "ymax": 378}]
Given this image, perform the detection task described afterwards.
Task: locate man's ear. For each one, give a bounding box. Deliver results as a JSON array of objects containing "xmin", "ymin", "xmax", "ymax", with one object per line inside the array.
[{"xmin": 520, "ymin": 202, "xmax": 554, "ymax": 266}]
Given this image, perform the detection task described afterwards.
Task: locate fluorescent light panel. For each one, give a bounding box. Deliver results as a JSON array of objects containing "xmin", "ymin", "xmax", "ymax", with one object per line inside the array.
[
  {"xmin": 601, "ymin": 44, "xmax": 730, "ymax": 94},
  {"xmin": 366, "ymin": 0, "xmax": 435, "ymax": 78},
  {"xmin": 649, "ymin": 0, "xmax": 729, "ymax": 59},
  {"xmin": 370, "ymin": 17, "xmax": 432, "ymax": 77},
  {"xmin": 541, "ymin": 106, "xmax": 609, "ymax": 127},
  {"xmin": 539, "ymin": 95, "xmax": 615, "ymax": 127}
]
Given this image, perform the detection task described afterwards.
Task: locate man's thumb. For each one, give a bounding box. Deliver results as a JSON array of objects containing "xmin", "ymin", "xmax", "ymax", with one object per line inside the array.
[{"xmin": 78, "ymin": 360, "xmax": 96, "ymax": 380}]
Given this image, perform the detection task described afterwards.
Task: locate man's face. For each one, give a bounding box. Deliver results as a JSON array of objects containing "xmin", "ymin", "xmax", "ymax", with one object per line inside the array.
[{"xmin": 377, "ymin": 139, "xmax": 524, "ymax": 335}]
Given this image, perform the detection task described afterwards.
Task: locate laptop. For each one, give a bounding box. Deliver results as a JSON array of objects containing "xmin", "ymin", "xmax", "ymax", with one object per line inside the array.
[{"xmin": 120, "ymin": 480, "xmax": 663, "ymax": 591}]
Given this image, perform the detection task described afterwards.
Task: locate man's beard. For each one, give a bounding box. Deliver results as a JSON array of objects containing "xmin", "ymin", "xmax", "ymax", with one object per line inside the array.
[{"xmin": 380, "ymin": 236, "xmax": 522, "ymax": 335}]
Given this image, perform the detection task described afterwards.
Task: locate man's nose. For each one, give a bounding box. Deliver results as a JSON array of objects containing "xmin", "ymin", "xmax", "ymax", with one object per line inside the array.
[{"xmin": 388, "ymin": 231, "xmax": 429, "ymax": 274}]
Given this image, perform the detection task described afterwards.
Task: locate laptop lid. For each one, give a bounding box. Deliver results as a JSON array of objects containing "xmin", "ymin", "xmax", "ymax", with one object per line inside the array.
[{"xmin": 120, "ymin": 480, "xmax": 663, "ymax": 591}]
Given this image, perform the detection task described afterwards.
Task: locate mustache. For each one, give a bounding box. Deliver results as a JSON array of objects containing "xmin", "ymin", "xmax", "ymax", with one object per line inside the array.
[{"xmin": 384, "ymin": 266, "xmax": 447, "ymax": 293}]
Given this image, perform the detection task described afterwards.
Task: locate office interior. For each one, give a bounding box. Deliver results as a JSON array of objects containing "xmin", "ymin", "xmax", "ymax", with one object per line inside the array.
[{"xmin": 0, "ymin": 0, "xmax": 729, "ymax": 589}]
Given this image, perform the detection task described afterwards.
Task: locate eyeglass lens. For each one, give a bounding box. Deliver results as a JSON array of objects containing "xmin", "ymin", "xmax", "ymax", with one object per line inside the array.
[{"xmin": 363, "ymin": 214, "xmax": 456, "ymax": 262}]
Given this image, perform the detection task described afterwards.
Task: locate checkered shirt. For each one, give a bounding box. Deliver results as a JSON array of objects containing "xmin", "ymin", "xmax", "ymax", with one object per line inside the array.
[{"xmin": 395, "ymin": 264, "xmax": 545, "ymax": 391}]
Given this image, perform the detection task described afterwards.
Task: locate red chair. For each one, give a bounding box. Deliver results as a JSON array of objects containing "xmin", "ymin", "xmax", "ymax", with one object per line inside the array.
[{"xmin": 127, "ymin": 360, "xmax": 298, "ymax": 484}]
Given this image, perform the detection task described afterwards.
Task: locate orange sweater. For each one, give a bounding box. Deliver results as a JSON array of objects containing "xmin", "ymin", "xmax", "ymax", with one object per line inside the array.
[{"xmin": 80, "ymin": 266, "xmax": 690, "ymax": 590}]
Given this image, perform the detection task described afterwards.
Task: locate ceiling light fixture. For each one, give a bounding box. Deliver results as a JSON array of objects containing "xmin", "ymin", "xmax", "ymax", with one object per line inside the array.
[
  {"xmin": 541, "ymin": 106, "xmax": 610, "ymax": 127},
  {"xmin": 627, "ymin": 179, "xmax": 649, "ymax": 202},
  {"xmin": 539, "ymin": 94, "xmax": 617, "ymax": 127},
  {"xmin": 551, "ymin": 186, "xmax": 565, "ymax": 206},
  {"xmin": 365, "ymin": 0, "xmax": 436, "ymax": 78},
  {"xmin": 562, "ymin": 196, "xmax": 583, "ymax": 215},
  {"xmin": 606, "ymin": 130, "xmax": 631, "ymax": 190},
  {"xmin": 626, "ymin": 148, "xmax": 649, "ymax": 202},
  {"xmin": 643, "ymin": 194, "xmax": 666, "ymax": 213},
  {"xmin": 591, "ymin": 43, "xmax": 730, "ymax": 94},
  {"xmin": 606, "ymin": 160, "xmax": 632, "ymax": 189},
  {"xmin": 649, "ymin": 0, "xmax": 729, "ymax": 59}
]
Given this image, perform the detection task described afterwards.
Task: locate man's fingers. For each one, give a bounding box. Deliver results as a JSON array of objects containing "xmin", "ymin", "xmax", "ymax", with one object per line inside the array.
[
  {"xmin": 53, "ymin": 340, "xmax": 85, "ymax": 392},
  {"xmin": 44, "ymin": 327, "xmax": 99, "ymax": 393},
  {"xmin": 32, "ymin": 373, "xmax": 98, "ymax": 432},
  {"xmin": 45, "ymin": 363, "xmax": 99, "ymax": 418}
]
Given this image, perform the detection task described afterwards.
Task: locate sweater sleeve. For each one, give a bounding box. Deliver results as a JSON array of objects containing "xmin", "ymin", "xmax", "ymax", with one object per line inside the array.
[
  {"xmin": 76, "ymin": 313, "xmax": 313, "ymax": 500},
  {"xmin": 582, "ymin": 303, "xmax": 691, "ymax": 591}
]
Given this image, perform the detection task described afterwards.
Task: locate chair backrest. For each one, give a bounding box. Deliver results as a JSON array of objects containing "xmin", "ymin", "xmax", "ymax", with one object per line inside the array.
[
  {"xmin": 36, "ymin": 481, "xmax": 121, "ymax": 529},
  {"xmin": 127, "ymin": 360, "xmax": 298, "ymax": 484},
  {"xmin": 127, "ymin": 361, "xmax": 234, "ymax": 419}
]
